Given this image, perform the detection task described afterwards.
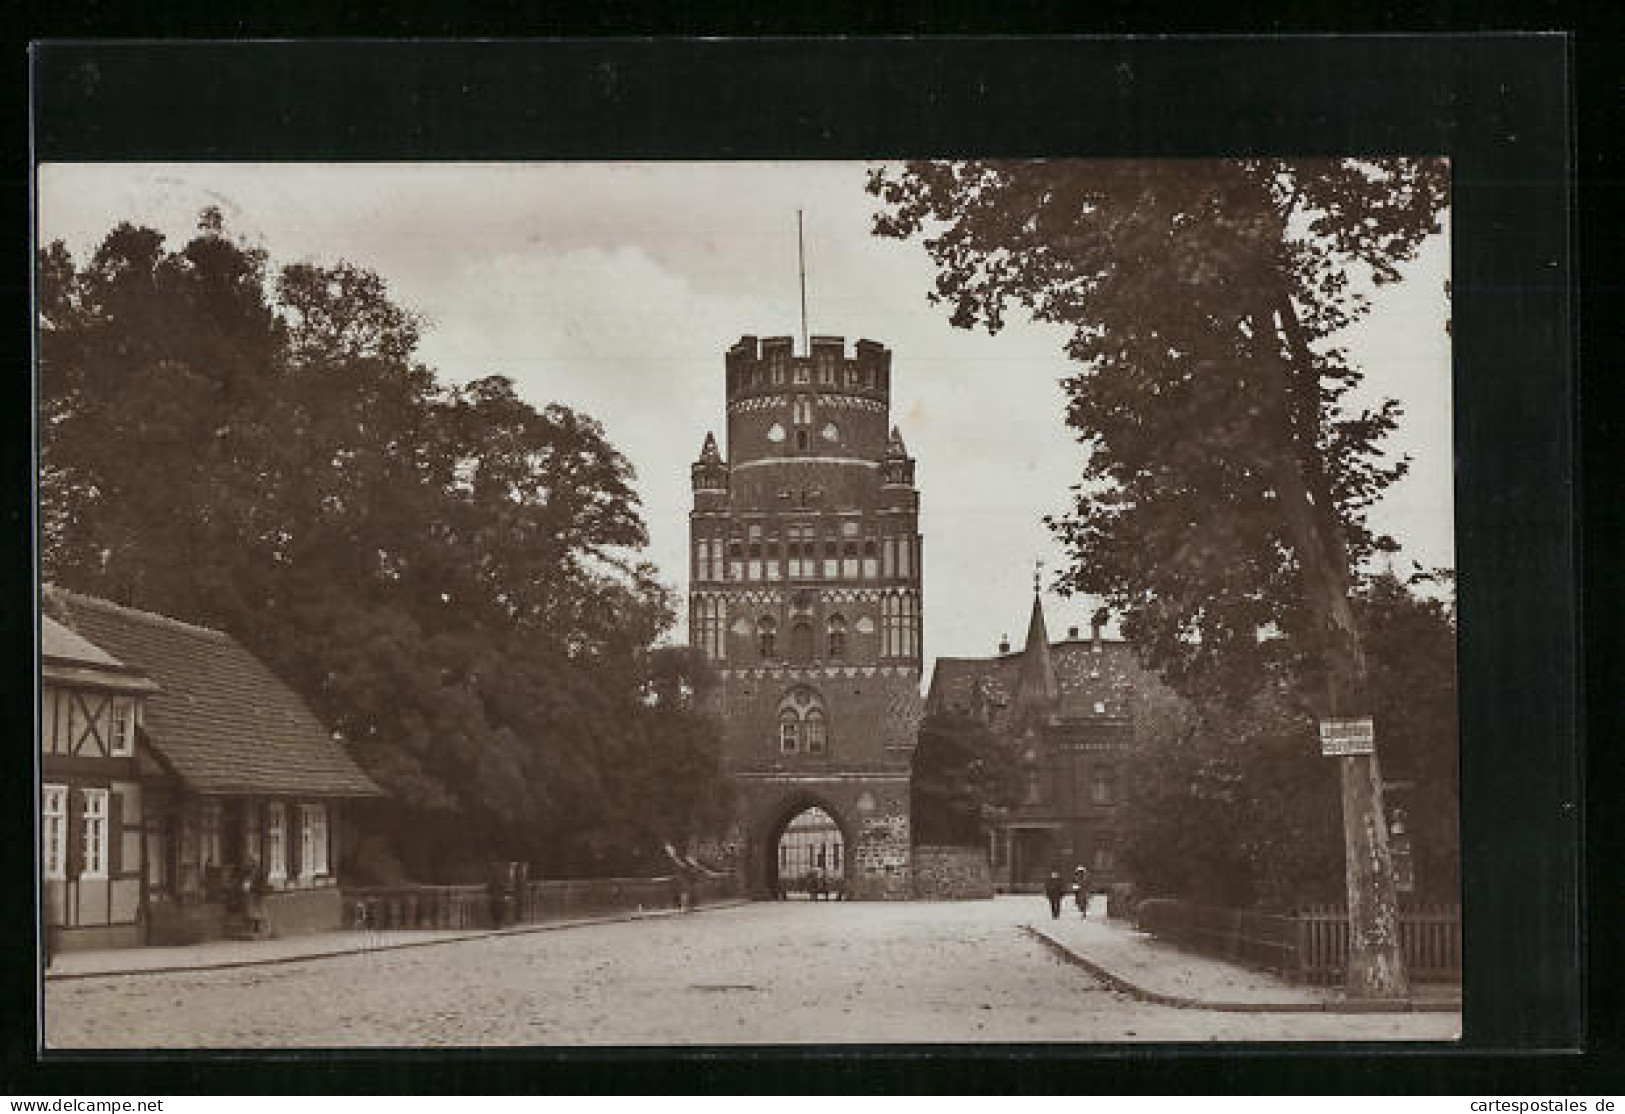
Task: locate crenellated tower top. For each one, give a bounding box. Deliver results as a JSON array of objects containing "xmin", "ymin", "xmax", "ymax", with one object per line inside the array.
[{"xmin": 725, "ymin": 334, "xmax": 892, "ymax": 409}]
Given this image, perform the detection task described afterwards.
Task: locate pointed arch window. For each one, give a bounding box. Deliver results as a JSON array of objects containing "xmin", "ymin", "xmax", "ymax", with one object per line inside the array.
[
  {"xmin": 775, "ymin": 687, "xmax": 829, "ymax": 757},
  {"xmin": 757, "ymin": 616, "xmax": 777, "ymax": 660}
]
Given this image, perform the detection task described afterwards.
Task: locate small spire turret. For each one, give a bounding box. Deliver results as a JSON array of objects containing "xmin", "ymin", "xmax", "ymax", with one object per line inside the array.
[
  {"xmin": 881, "ymin": 426, "xmax": 916, "ymax": 488},
  {"xmin": 691, "ymin": 431, "xmax": 729, "ymax": 495}
]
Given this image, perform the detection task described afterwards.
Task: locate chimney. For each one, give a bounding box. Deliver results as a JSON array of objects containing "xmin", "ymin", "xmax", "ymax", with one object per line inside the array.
[{"xmin": 998, "ymin": 634, "xmax": 1011, "ymax": 654}]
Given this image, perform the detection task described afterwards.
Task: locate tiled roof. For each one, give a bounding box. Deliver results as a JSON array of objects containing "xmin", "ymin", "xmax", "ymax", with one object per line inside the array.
[
  {"xmin": 43, "ymin": 616, "xmax": 125, "ymax": 668},
  {"xmin": 43, "ymin": 588, "xmax": 382, "ymax": 799},
  {"xmin": 925, "ymin": 657, "xmax": 992, "ymax": 713},
  {"xmin": 41, "ymin": 616, "xmax": 162, "ymax": 694},
  {"xmin": 927, "ymin": 636, "xmax": 1156, "ymax": 727}
]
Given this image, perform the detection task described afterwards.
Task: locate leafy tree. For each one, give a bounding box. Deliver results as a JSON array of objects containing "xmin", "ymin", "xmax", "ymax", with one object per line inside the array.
[
  {"xmin": 910, "ymin": 711, "xmax": 1022, "ymax": 846},
  {"xmin": 872, "ymin": 159, "xmax": 1449, "ymax": 994},
  {"xmin": 1117, "ymin": 573, "xmax": 1458, "ymax": 908},
  {"xmin": 38, "ymin": 212, "xmax": 719, "ymax": 880}
]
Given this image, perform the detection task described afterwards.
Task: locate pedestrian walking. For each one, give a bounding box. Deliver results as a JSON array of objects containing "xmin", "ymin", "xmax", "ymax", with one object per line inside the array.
[
  {"xmin": 1073, "ymin": 865, "xmax": 1091, "ymax": 918},
  {"xmin": 1043, "ymin": 870, "xmax": 1066, "ymax": 919}
]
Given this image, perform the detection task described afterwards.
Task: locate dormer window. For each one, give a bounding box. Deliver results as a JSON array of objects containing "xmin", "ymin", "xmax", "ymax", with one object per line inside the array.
[{"xmin": 108, "ymin": 698, "xmax": 135, "ymax": 757}]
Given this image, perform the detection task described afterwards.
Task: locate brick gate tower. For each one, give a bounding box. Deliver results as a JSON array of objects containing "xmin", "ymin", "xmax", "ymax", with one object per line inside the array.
[{"xmin": 689, "ymin": 335, "xmax": 922, "ymax": 899}]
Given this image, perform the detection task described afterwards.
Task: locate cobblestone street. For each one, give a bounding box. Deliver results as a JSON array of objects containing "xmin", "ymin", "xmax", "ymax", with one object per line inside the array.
[{"xmin": 45, "ymin": 899, "xmax": 1460, "ymax": 1047}]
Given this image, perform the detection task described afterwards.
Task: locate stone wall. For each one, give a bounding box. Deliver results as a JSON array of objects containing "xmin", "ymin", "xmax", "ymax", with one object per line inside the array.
[
  {"xmin": 262, "ymin": 886, "xmax": 343, "ymax": 937},
  {"xmin": 911, "ymin": 844, "xmax": 994, "ymax": 900}
]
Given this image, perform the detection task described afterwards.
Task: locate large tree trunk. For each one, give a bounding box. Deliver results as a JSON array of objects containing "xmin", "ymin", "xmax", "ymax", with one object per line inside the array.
[{"xmin": 1267, "ymin": 303, "xmax": 1411, "ymax": 1001}]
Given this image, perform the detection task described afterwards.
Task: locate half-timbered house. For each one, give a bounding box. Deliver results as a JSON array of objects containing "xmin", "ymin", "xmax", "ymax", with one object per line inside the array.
[
  {"xmin": 40, "ymin": 615, "xmax": 163, "ymax": 950},
  {"xmin": 43, "ymin": 588, "xmax": 382, "ymax": 948}
]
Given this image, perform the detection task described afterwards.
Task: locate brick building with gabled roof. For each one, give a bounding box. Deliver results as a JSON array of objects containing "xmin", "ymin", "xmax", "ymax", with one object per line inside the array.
[
  {"xmin": 42, "ymin": 587, "xmax": 382, "ymax": 948},
  {"xmin": 926, "ymin": 592, "xmax": 1177, "ymax": 891}
]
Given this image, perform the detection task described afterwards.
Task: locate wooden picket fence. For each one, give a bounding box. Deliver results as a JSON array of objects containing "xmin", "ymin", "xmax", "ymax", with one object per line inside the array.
[
  {"xmin": 1296, "ymin": 902, "xmax": 1462, "ymax": 985},
  {"xmin": 1135, "ymin": 899, "xmax": 1461, "ymax": 985},
  {"xmin": 343, "ymin": 884, "xmax": 490, "ymax": 930}
]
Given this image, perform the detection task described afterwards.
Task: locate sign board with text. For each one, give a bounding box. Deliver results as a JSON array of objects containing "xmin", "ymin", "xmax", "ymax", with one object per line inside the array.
[{"xmin": 1319, "ymin": 716, "xmax": 1375, "ymax": 757}]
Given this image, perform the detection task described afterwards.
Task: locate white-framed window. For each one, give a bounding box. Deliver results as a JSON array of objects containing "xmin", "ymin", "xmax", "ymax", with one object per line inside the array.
[
  {"xmin": 303, "ymin": 804, "xmax": 329, "ymax": 877},
  {"xmin": 81, "ymin": 787, "xmax": 109, "ymax": 879},
  {"xmin": 42, "ymin": 783, "xmax": 67, "ymax": 880},
  {"xmin": 107, "ymin": 698, "xmax": 135, "ymax": 756},
  {"xmin": 265, "ymin": 802, "xmax": 287, "ymax": 883}
]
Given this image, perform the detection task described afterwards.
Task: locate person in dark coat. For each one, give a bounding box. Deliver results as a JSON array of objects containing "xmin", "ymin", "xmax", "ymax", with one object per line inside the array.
[
  {"xmin": 1043, "ymin": 871, "xmax": 1066, "ymax": 919},
  {"xmin": 1073, "ymin": 865, "xmax": 1091, "ymax": 917}
]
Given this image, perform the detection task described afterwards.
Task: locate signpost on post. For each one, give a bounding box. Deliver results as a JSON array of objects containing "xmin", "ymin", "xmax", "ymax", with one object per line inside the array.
[
  {"xmin": 1319, "ymin": 716, "xmax": 1376, "ymax": 757},
  {"xmin": 1319, "ymin": 714, "xmax": 1409, "ymax": 1000}
]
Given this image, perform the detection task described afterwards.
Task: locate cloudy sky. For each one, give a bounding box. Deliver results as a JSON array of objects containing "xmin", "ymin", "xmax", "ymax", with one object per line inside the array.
[{"xmin": 37, "ymin": 162, "xmax": 1453, "ymax": 662}]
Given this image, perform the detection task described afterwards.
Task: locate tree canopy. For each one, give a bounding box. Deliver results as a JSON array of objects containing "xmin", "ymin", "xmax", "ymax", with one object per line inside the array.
[
  {"xmin": 1117, "ymin": 573, "xmax": 1459, "ymax": 907},
  {"xmin": 38, "ymin": 210, "xmax": 727, "ymax": 879},
  {"xmin": 869, "ymin": 159, "xmax": 1449, "ymax": 705},
  {"xmin": 874, "ymin": 161, "xmax": 1451, "ymax": 988},
  {"xmin": 910, "ymin": 711, "xmax": 1022, "ymax": 847}
]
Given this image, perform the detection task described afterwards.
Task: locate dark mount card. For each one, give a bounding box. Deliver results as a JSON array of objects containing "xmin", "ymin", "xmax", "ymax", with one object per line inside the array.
[{"xmin": 16, "ymin": 36, "xmax": 1583, "ymax": 1092}]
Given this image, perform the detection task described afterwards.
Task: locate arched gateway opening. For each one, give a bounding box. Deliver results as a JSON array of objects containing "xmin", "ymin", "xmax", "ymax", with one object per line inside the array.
[{"xmin": 763, "ymin": 797, "xmax": 850, "ymax": 900}]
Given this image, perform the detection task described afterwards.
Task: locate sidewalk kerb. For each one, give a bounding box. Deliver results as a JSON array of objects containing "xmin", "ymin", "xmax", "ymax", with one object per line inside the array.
[
  {"xmin": 1022, "ymin": 923, "xmax": 1460, "ymax": 1015},
  {"xmin": 45, "ymin": 898, "xmax": 753, "ymax": 982}
]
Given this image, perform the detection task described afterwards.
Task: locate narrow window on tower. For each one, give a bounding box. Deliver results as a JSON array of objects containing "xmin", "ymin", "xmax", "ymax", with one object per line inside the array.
[
  {"xmin": 712, "ymin": 536, "xmax": 725, "ymax": 581},
  {"xmin": 883, "ymin": 536, "xmax": 897, "ymax": 579},
  {"xmin": 899, "ymin": 537, "xmax": 912, "ymax": 578},
  {"xmin": 766, "ymin": 538, "xmax": 781, "ymax": 580},
  {"xmin": 778, "ymin": 708, "xmax": 800, "ymax": 754},
  {"xmin": 827, "ymin": 614, "xmax": 847, "ymax": 659},
  {"xmin": 791, "ymin": 621, "xmax": 814, "ymax": 663},
  {"xmin": 796, "ymin": 429, "xmax": 809, "ymax": 452},
  {"xmin": 729, "ymin": 539, "xmax": 744, "ymax": 581},
  {"xmin": 747, "ymin": 524, "xmax": 762, "ymax": 581},
  {"xmin": 823, "ymin": 537, "xmax": 838, "ymax": 580},
  {"xmin": 842, "ymin": 540, "xmax": 859, "ymax": 580},
  {"xmin": 695, "ymin": 539, "xmax": 709, "ymax": 581},
  {"xmin": 758, "ymin": 616, "xmax": 777, "ymax": 660}
]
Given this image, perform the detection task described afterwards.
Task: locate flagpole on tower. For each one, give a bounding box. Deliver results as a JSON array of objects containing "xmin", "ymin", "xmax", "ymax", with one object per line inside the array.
[{"xmin": 797, "ymin": 209, "xmax": 809, "ymax": 356}]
